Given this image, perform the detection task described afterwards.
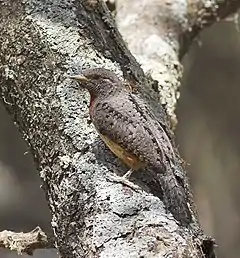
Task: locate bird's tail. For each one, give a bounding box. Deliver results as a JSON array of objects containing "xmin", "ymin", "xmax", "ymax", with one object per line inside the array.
[{"xmin": 158, "ymin": 172, "xmax": 192, "ymax": 225}]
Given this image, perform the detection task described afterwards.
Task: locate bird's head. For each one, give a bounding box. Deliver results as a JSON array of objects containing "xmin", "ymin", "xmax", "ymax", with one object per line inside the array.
[{"xmin": 70, "ymin": 68, "xmax": 122, "ymax": 98}]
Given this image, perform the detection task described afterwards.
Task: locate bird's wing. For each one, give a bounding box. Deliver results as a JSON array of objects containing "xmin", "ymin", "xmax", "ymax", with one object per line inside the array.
[{"xmin": 127, "ymin": 93, "xmax": 177, "ymax": 162}]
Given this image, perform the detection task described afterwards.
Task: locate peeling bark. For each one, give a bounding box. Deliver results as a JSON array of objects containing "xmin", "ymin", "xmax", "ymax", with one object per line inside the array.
[{"xmin": 0, "ymin": 0, "xmax": 239, "ymax": 257}]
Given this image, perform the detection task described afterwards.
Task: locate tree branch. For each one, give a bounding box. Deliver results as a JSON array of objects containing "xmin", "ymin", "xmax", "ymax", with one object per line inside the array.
[
  {"xmin": 115, "ymin": 0, "xmax": 240, "ymax": 125},
  {"xmin": 0, "ymin": 227, "xmax": 51, "ymax": 255}
]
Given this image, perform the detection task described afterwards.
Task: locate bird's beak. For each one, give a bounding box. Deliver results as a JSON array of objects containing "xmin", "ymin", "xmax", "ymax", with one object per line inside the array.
[{"xmin": 69, "ymin": 74, "xmax": 89, "ymax": 82}]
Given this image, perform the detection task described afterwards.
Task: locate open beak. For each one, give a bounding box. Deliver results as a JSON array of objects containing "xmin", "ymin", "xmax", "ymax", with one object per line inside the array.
[{"xmin": 69, "ymin": 74, "xmax": 89, "ymax": 82}]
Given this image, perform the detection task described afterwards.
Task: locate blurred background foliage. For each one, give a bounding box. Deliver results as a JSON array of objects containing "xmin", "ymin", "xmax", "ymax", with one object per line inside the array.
[{"xmin": 0, "ymin": 20, "xmax": 240, "ymax": 258}]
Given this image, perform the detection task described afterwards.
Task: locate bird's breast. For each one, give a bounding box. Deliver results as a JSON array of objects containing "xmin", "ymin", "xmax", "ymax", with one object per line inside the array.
[{"xmin": 99, "ymin": 133, "xmax": 144, "ymax": 171}]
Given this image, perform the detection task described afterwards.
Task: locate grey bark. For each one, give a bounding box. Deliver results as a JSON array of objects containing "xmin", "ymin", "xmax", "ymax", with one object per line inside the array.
[
  {"xmin": 115, "ymin": 0, "xmax": 240, "ymax": 125},
  {"xmin": 0, "ymin": 0, "xmax": 239, "ymax": 257}
]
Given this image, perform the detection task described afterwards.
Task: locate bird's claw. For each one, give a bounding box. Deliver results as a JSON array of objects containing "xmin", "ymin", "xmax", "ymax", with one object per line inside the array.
[{"xmin": 106, "ymin": 173, "xmax": 142, "ymax": 192}]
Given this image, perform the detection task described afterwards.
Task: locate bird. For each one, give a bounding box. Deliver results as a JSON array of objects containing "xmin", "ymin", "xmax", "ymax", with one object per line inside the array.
[{"xmin": 71, "ymin": 68, "xmax": 192, "ymax": 225}]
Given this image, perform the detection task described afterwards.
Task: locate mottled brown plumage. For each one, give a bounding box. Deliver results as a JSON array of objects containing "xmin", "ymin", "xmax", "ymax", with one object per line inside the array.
[{"xmin": 71, "ymin": 68, "xmax": 192, "ymax": 225}]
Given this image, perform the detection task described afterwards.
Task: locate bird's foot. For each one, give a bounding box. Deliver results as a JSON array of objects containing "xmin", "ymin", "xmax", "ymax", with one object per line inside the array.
[
  {"xmin": 106, "ymin": 171, "xmax": 141, "ymax": 192},
  {"xmin": 122, "ymin": 168, "xmax": 134, "ymax": 179}
]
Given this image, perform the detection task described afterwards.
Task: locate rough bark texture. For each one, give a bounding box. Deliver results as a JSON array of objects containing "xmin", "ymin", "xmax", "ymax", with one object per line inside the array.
[
  {"xmin": 116, "ymin": 0, "xmax": 240, "ymax": 125},
  {"xmin": 0, "ymin": 0, "xmax": 239, "ymax": 257},
  {"xmin": 0, "ymin": 227, "xmax": 50, "ymax": 255}
]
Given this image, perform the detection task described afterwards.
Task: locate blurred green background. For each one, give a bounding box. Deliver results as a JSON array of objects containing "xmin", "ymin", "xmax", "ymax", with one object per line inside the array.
[{"xmin": 0, "ymin": 20, "xmax": 240, "ymax": 258}]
